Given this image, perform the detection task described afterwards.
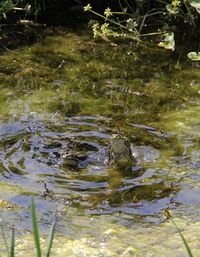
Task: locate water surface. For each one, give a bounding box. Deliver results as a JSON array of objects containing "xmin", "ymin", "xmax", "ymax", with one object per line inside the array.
[{"xmin": 0, "ymin": 31, "xmax": 200, "ymax": 256}]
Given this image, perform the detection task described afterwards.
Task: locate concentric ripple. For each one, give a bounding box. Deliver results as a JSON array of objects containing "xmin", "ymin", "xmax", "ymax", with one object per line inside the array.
[{"xmin": 0, "ymin": 114, "xmax": 179, "ymax": 221}]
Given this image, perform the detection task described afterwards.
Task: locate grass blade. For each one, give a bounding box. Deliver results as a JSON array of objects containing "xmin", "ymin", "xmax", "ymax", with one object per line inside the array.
[
  {"xmin": 31, "ymin": 197, "xmax": 42, "ymax": 257},
  {"xmin": 9, "ymin": 226, "xmax": 15, "ymax": 257},
  {"xmin": 46, "ymin": 220, "xmax": 56, "ymax": 257},
  {"xmin": 0, "ymin": 223, "xmax": 9, "ymax": 256},
  {"xmin": 171, "ymin": 219, "xmax": 194, "ymax": 257}
]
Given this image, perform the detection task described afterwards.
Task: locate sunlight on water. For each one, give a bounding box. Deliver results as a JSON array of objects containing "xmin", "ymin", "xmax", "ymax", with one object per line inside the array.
[{"xmin": 0, "ymin": 31, "xmax": 199, "ymax": 256}]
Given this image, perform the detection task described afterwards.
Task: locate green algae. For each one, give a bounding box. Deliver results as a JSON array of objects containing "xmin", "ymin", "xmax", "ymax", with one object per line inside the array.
[
  {"xmin": 0, "ymin": 29, "xmax": 199, "ymax": 256},
  {"xmin": 7, "ymin": 214, "xmax": 200, "ymax": 257},
  {"xmin": 0, "ymin": 32, "xmax": 199, "ymax": 123}
]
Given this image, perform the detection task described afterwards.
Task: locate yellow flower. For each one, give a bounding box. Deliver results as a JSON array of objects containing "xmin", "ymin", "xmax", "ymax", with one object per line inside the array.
[
  {"xmin": 104, "ymin": 7, "xmax": 112, "ymax": 18},
  {"xmin": 172, "ymin": 0, "xmax": 181, "ymax": 8},
  {"xmin": 84, "ymin": 4, "xmax": 92, "ymax": 12},
  {"xmin": 92, "ymin": 23, "xmax": 100, "ymax": 38}
]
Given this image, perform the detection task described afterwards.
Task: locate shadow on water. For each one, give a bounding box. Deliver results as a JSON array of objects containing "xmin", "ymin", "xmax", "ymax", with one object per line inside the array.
[{"xmin": 0, "ymin": 29, "xmax": 199, "ymax": 255}]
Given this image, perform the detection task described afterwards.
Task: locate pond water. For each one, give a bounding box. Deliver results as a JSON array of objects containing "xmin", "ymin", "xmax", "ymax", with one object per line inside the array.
[{"xmin": 0, "ymin": 30, "xmax": 200, "ymax": 256}]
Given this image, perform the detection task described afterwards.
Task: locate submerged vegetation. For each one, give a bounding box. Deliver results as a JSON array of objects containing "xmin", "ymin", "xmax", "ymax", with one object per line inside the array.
[{"xmin": 0, "ymin": 30, "xmax": 199, "ymax": 257}]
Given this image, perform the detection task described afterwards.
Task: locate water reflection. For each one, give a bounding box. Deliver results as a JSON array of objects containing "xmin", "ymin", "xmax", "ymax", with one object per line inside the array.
[
  {"xmin": 0, "ymin": 113, "xmax": 181, "ymax": 223},
  {"xmin": 0, "ymin": 32, "xmax": 199, "ymax": 255}
]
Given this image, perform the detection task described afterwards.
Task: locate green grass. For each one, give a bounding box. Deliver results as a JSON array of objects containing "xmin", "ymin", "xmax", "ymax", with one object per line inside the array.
[
  {"xmin": 170, "ymin": 218, "xmax": 194, "ymax": 257},
  {"xmin": 0, "ymin": 197, "xmax": 56, "ymax": 257},
  {"xmin": 31, "ymin": 197, "xmax": 56, "ymax": 257},
  {"xmin": 0, "ymin": 222, "xmax": 9, "ymax": 256},
  {"xmin": 164, "ymin": 208, "xmax": 194, "ymax": 257},
  {"xmin": 9, "ymin": 227, "xmax": 15, "ymax": 257},
  {"xmin": 0, "ymin": 202, "xmax": 195, "ymax": 257},
  {"xmin": 31, "ymin": 197, "xmax": 42, "ymax": 257}
]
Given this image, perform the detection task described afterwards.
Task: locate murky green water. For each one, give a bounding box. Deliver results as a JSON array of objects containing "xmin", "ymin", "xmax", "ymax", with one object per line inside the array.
[{"xmin": 0, "ymin": 30, "xmax": 200, "ymax": 256}]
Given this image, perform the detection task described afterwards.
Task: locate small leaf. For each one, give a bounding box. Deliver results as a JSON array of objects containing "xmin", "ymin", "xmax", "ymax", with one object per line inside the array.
[
  {"xmin": 190, "ymin": 0, "xmax": 200, "ymax": 14},
  {"xmin": 158, "ymin": 32, "xmax": 175, "ymax": 50},
  {"xmin": 166, "ymin": 4, "xmax": 179, "ymax": 14},
  {"xmin": 187, "ymin": 52, "xmax": 200, "ymax": 61}
]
